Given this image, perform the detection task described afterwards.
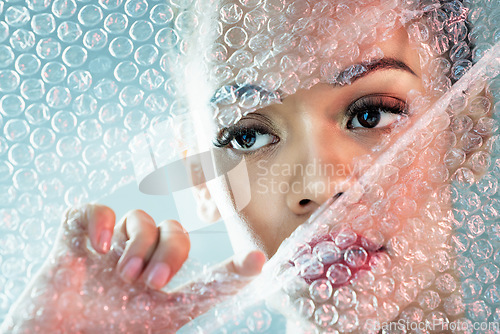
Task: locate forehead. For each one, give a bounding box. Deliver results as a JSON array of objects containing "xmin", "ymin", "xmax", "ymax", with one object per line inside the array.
[{"xmin": 185, "ymin": 0, "xmax": 413, "ymax": 126}]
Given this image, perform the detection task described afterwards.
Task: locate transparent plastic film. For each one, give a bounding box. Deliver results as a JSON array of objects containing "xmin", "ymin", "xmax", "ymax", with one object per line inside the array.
[
  {"xmin": 0, "ymin": 0, "xmax": 499, "ymax": 334},
  {"xmin": 184, "ymin": 40, "xmax": 500, "ymax": 333}
]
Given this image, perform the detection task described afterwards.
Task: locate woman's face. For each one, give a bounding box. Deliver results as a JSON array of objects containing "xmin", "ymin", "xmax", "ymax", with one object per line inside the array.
[
  {"xmin": 200, "ymin": 27, "xmax": 427, "ymax": 257},
  {"xmin": 185, "ymin": 1, "xmax": 483, "ymax": 330}
]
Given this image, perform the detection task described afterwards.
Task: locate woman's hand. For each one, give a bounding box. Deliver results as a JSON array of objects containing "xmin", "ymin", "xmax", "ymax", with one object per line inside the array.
[{"xmin": 1, "ymin": 204, "xmax": 266, "ymax": 333}]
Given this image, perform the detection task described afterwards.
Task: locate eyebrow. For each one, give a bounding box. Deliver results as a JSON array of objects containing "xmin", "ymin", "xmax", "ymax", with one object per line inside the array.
[
  {"xmin": 211, "ymin": 58, "xmax": 417, "ymax": 103},
  {"xmin": 210, "ymin": 84, "xmax": 281, "ymax": 105},
  {"xmin": 334, "ymin": 57, "xmax": 418, "ymax": 86}
]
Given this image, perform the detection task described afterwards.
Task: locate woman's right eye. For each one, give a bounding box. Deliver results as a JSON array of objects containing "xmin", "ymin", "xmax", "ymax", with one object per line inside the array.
[
  {"xmin": 214, "ymin": 126, "xmax": 279, "ymax": 153},
  {"xmin": 346, "ymin": 95, "xmax": 408, "ymax": 130},
  {"xmin": 350, "ymin": 108, "xmax": 403, "ymax": 129}
]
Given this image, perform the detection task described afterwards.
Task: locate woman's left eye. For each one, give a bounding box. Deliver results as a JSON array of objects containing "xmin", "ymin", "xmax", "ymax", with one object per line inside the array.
[
  {"xmin": 214, "ymin": 127, "xmax": 279, "ymax": 152},
  {"xmin": 347, "ymin": 96, "xmax": 407, "ymax": 129}
]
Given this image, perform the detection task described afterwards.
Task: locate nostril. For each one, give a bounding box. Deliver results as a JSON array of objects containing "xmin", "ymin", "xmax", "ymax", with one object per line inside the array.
[
  {"xmin": 333, "ymin": 192, "xmax": 343, "ymax": 199},
  {"xmin": 299, "ymin": 199, "xmax": 311, "ymax": 206}
]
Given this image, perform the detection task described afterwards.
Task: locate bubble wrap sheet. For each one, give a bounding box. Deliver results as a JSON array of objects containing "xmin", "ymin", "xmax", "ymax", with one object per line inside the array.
[{"xmin": 0, "ymin": 0, "xmax": 499, "ymax": 333}]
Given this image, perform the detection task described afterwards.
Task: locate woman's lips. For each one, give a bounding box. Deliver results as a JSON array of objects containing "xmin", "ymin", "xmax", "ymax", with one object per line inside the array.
[{"xmin": 290, "ymin": 233, "xmax": 386, "ymax": 286}]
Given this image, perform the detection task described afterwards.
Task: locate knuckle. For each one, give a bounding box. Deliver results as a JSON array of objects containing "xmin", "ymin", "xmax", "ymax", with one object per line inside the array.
[
  {"xmin": 159, "ymin": 219, "xmax": 187, "ymax": 235},
  {"xmin": 125, "ymin": 209, "xmax": 147, "ymax": 218},
  {"xmin": 130, "ymin": 228, "xmax": 158, "ymax": 246}
]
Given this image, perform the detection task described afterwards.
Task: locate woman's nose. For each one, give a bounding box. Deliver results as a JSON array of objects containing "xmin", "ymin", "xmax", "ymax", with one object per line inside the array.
[{"xmin": 285, "ymin": 153, "xmax": 353, "ymax": 216}]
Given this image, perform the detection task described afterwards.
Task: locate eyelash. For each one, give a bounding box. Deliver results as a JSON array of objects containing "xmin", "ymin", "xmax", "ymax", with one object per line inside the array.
[
  {"xmin": 213, "ymin": 95, "xmax": 408, "ymax": 151},
  {"xmin": 345, "ymin": 95, "xmax": 407, "ymax": 129},
  {"xmin": 213, "ymin": 124, "xmax": 276, "ymax": 149}
]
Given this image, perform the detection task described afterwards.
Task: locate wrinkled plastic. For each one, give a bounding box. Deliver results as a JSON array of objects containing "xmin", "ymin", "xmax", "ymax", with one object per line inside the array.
[{"xmin": 0, "ymin": 0, "xmax": 499, "ymax": 333}]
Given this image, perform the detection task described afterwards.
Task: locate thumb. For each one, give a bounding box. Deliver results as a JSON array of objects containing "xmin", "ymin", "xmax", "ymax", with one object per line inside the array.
[
  {"xmin": 224, "ymin": 250, "xmax": 267, "ymax": 277},
  {"xmin": 151, "ymin": 250, "xmax": 266, "ymax": 332}
]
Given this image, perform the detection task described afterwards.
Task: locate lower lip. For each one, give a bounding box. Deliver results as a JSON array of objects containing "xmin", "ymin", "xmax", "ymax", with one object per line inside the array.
[{"xmin": 290, "ymin": 233, "xmax": 385, "ymax": 286}]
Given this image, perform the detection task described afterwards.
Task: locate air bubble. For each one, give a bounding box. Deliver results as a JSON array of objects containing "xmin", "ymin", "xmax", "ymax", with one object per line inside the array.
[
  {"xmin": 314, "ymin": 304, "xmax": 338, "ymax": 328},
  {"xmin": 5, "ymin": 6, "xmax": 31, "ymax": 27},
  {"xmin": 99, "ymin": 102, "xmax": 124, "ymax": 124},
  {"xmin": 31, "ymin": 13, "xmax": 56, "ymax": 36},
  {"xmin": 52, "ymin": 0, "xmax": 77, "ymax": 19},
  {"xmin": 65, "ymin": 185, "xmax": 89, "ymax": 207},
  {"xmin": 135, "ymin": 45, "xmax": 159, "ymax": 66},
  {"xmin": 0, "ymin": 160, "xmax": 13, "ymax": 181},
  {"xmin": 139, "ymin": 69, "xmax": 164, "ymax": 91},
  {"xmin": 0, "ymin": 95, "xmax": 25, "ymax": 117},
  {"xmin": 82, "ymin": 144, "xmax": 107, "ymax": 166},
  {"xmin": 104, "ymin": 13, "xmax": 129, "ymax": 34},
  {"xmin": 220, "ymin": 3, "xmax": 243, "ymax": 24},
  {"xmin": 129, "ymin": 20, "xmax": 153, "ymax": 41},
  {"xmin": 94, "ymin": 79, "xmax": 119, "ymax": 100},
  {"xmin": 56, "ymin": 136, "xmax": 82, "ymax": 158},
  {"xmin": 0, "ymin": 70, "xmax": 20, "ymax": 92},
  {"xmin": 124, "ymin": 110, "xmax": 148, "ymax": 132},
  {"xmin": 17, "ymin": 194, "xmax": 43, "ymax": 218},
  {"xmin": 1, "ymin": 258, "xmax": 27, "ymax": 279},
  {"xmin": 124, "ymin": 0, "xmax": 148, "ymax": 18},
  {"xmin": 83, "ymin": 28, "xmax": 108, "ymax": 50},
  {"xmin": 57, "ymin": 21, "xmax": 82, "ymax": 43},
  {"xmin": 34, "ymin": 152, "xmax": 60, "ymax": 174},
  {"xmin": 99, "ymin": 0, "xmax": 123, "ymax": 10},
  {"xmin": 36, "ymin": 37, "xmax": 62, "ymax": 60},
  {"xmin": 78, "ymin": 4, "xmax": 103, "ymax": 26},
  {"xmin": 38, "ymin": 177, "xmax": 64, "ymax": 199},
  {"xmin": 13, "ymin": 168, "xmax": 38, "ymax": 191},
  {"xmin": 25, "ymin": 103, "xmax": 50, "ymax": 125},
  {"xmin": 15, "ymin": 53, "xmax": 40, "ymax": 76},
  {"xmin": 109, "ymin": 37, "xmax": 134, "ymax": 58},
  {"xmin": 292, "ymin": 297, "xmax": 315, "ymax": 319},
  {"xmin": 0, "ymin": 22, "xmax": 9, "ymax": 43},
  {"xmin": 225, "ymin": 27, "xmax": 248, "ymax": 49},
  {"xmin": 62, "ymin": 46, "xmax": 88, "ymax": 68},
  {"xmin": 326, "ymin": 263, "xmax": 352, "ymax": 286},
  {"xmin": 344, "ymin": 247, "xmax": 368, "ymax": 269},
  {"xmin": 10, "ymin": 29, "xmax": 36, "ymax": 52},
  {"xmin": 30, "ymin": 127, "xmax": 56, "ymax": 150},
  {"xmin": 114, "ymin": 61, "xmax": 139, "ymax": 82},
  {"xmin": 67, "ymin": 70, "xmax": 92, "ymax": 92},
  {"xmin": 155, "ymin": 28, "xmax": 179, "ymax": 49},
  {"xmin": 41, "ymin": 61, "xmax": 67, "ymax": 84},
  {"xmin": 78, "ymin": 119, "xmax": 103, "ymax": 142},
  {"xmin": 119, "ymin": 85, "xmax": 144, "ymax": 107},
  {"xmin": 150, "ymin": 4, "xmax": 174, "ymax": 25},
  {"xmin": 46, "ymin": 86, "xmax": 72, "ymax": 109},
  {"xmin": 4, "ymin": 119, "xmax": 30, "ymax": 142},
  {"xmin": 51, "ymin": 110, "xmax": 77, "ymax": 134},
  {"xmin": 309, "ymin": 279, "xmax": 333, "ymax": 303},
  {"xmin": 73, "ymin": 93, "xmax": 97, "ymax": 116},
  {"xmin": 0, "ymin": 46, "xmax": 15, "ymax": 68},
  {"xmin": 88, "ymin": 169, "xmax": 110, "ymax": 192},
  {"xmin": 174, "ymin": 11, "xmax": 198, "ymax": 35}
]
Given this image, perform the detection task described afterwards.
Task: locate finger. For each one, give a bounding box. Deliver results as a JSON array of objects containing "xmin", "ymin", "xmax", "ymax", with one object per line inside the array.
[
  {"xmin": 86, "ymin": 205, "xmax": 116, "ymax": 254},
  {"xmin": 155, "ymin": 249, "xmax": 266, "ymax": 331},
  {"xmin": 224, "ymin": 250, "xmax": 267, "ymax": 277},
  {"xmin": 116, "ymin": 210, "xmax": 159, "ymax": 284},
  {"xmin": 142, "ymin": 220, "xmax": 190, "ymax": 289},
  {"xmin": 60, "ymin": 204, "xmax": 115, "ymax": 256}
]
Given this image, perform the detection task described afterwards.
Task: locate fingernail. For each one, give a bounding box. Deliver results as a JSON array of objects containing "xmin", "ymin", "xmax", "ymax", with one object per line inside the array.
[
  {"xmin": 98, "ymin": 229, "xmax": 112, "ymax": 252},
  {"xmin": 147, "ymin": 263, "xmax": 171, "ymax": 289},
  {"xmin": 121, "ymin": 257, "xmax": 143, "ymax": 283}
]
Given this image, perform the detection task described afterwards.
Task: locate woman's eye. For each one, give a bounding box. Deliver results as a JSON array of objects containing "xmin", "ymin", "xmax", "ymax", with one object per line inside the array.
[
  {"xmin": 232, "ymin": 130, "xmax": 275, "ymax": 151},
  {"xmin": 215, "ymin": 127, "xmax": 279, "ymax": 152},
  {"xmin": 350, "ymin": 108, "xmax": 402, "ymax": 129},
  {"xmin": 347, "ymin": 96, "xmax": 407, "ymax": 130}
]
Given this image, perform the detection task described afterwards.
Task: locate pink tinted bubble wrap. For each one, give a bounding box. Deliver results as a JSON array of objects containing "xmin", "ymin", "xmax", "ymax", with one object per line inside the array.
[{"xmin": 0, "ymin": 0, "xmax": 499, "ymax": 333}]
